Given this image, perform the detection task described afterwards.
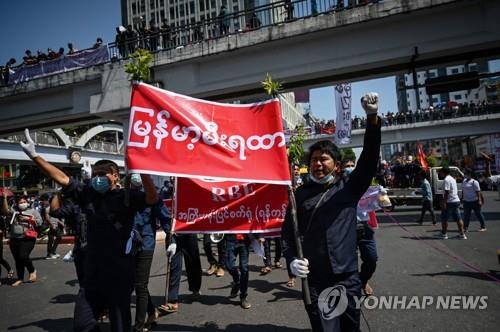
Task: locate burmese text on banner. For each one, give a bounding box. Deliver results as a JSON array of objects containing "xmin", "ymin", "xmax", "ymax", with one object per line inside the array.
[
  {"xmin": 173, "ymin": 177, "xmax": 289, "ymax": 234},
  {"xmin": 127, "ymin": 82, "xmax": 291, "ymax": 184},
  {"xmin": 334, "ymin": 83, "xmax": 352, "ymax": 145}
]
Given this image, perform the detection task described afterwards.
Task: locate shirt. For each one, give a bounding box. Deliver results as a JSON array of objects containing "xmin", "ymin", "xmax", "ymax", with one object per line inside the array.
[
  {"xmin": 443, "ymin": 175, "xmax": 460, "ymax": 203},
  {"xmin": 462, "ymin": 178, "xmax": 480, "ymax": 202},
  {"xmin": 421, "ymin": 179, "xmax": 432, "ymax": 202}
]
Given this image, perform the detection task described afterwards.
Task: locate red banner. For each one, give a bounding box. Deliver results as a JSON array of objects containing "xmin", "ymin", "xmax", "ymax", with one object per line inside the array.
[
  {"xmin": 173, "ymin": 178, "xmax": 289, "ymax": 234},
  {"xmin": 417, "ymin": 142, "xmax": 429, "ymax": 171},
  {"xmin": 127, "ymin": 83, "xmax": 291, "ymax": 184}
]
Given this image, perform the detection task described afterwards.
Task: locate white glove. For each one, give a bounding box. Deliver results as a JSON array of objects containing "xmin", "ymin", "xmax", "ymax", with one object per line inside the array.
[
  {"xmin": 20, "ymin": 128, "xmax": 39, "ymax": 159},
  {"xmin": 166, "ymin": 243, "xmax": 177, "ymax": 258},
  {"xmin": 290, "ymin": 258, "xmax": 309, "ymax": 278},
  {"xmin": 361, "ymin": 92, "xmax": 379, "ymax": 116}
]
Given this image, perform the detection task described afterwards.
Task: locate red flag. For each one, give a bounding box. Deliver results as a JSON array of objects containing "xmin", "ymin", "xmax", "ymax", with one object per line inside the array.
[
  {"xmin": 127, "ymin": 83, "xmax": 291, "ymax": 185},
  {"xmin": 417, "ymin": 142, "xmax": 429, "ymax": 171},
  {"xmin": 173, "ymin": 178, "xmax": 288, "ymax": 234}
]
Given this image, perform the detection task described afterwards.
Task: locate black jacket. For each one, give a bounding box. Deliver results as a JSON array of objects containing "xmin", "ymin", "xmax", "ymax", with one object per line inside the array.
[{"xmin": 282, "ymin": 118, "xmax": 381, "ymax": 277}]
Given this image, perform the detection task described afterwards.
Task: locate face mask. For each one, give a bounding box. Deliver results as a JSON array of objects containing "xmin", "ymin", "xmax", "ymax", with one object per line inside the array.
[
  {"xmin": 91, "ymin": 176, "xmax": 110, "ymax": 193},
  {"xmin": 309, "ymin": 172, "xmax": 334, "ymax": 184},
  {"xmin": 130, "ymin": 174, "xmax": 142, "ymax": 188},
  {"xmin": 18, "ymin": 203, "xmax": 29, "ymax": 211},
  {"xmin": 343, "ymin": 167, "xmax": 354, "ymax": 176}
]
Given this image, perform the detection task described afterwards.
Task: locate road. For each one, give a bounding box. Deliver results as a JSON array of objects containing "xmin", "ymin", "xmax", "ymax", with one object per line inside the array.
[{"xmin": 1, "ymin": 191, "xmax": 499, "ymax": 332}]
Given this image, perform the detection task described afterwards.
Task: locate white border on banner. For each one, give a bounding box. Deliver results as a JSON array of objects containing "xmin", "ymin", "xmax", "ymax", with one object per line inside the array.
[
  {"xmin": 173, "ymin": 228, "xmax": 284, "ymax": 234},
  {"xmin": 128, "ymin": 169, "xmax": 292, "ymax": 186},
  {"xmin": 136, "ymin": 82, "xmax": 279, "ymax": 108}
]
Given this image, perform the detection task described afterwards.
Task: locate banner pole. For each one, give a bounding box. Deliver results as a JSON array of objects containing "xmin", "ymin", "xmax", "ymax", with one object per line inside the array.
[{"xmin": 288, "ymin": 182, "xmax": 311, "ymax": 305}]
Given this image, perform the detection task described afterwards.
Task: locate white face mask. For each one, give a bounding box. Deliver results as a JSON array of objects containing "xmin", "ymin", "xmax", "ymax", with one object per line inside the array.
[
  {"xmin": 18, "ymin": 203, "xmax": 29, "ymax": 211},
  {"xmin": 309, "ymin": 172, "xmax": 334, "ymax": 184}
]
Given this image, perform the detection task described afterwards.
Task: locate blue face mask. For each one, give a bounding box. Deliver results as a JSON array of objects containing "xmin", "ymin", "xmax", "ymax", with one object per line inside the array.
[
  {"xmin": 343, "ymin": 167, "xmax": 354, "ymax": 176},
  {"xmin": 91, "ymin": 176, "xmax": 110, "ymax": 193},
  {"xmin": 130, "ymin": 174, "xmax": 142, "ymax": 188},
  {"xmin": 309, "ymin": 172, "xmax": 334, "ymax": 184}
]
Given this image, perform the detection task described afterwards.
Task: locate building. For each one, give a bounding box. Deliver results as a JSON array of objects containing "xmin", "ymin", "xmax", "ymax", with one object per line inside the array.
[{"xmin": 396, "ymin": 61, "xmax": 490, "ymax": 113}]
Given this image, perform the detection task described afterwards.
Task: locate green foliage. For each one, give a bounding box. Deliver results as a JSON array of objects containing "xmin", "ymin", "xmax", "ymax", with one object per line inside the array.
[
  {"xmin": 288, "ymin": 125, "xmax": 306, "ymax": 166},
  {"xmin": 261, "ymin": 73, "xmax": 283, "ymax": 98},
  {"xmin": 426, "ymin": 155, "xmax": 438, "ymax": 167},
  {"xmin": 124, "ymin": 49, "xmax": 153, "ymax": 82}
]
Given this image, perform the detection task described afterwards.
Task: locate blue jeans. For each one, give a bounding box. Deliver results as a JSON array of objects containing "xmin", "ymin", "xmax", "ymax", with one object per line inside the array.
[
  {"xmin": 358, "ymin": 223, "xmax": 377, "ymax": 285},
  {"xmin": 463, "ymin": 201, "xmax": 486, "ymax": 229},
  {"xmin": 226, "ymin": 238, "xmax": 249, "ymax": 299}
]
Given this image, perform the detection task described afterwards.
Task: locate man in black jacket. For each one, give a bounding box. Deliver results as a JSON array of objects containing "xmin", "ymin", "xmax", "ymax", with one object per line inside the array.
[{"xmin": 282, "ymin": 93, "xmax": 381, "ymax": 332}]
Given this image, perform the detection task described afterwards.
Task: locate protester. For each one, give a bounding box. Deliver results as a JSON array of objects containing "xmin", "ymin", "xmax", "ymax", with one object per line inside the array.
[
  {"xmin": 461, "ymin": 168, "xmax": 486, "ymax": 232},
  {"xmin": 67, "ymin": 43, "xmax": 78, "ymax": 54},
  {"xmin": 416, "ymin": 171, "xmax": 436, "ymax": 225},
  {"xmin": 19, "ymin": 129, "xmax": 158, "ymax": 331},
  {"xmin": 0, "ymin": 195, "xmax": 15, "ymax": 285},
  {"xmin": 439, "ymin": 166, "xmax": 466, "ymax": 240},
  {"xmin": 130, "ymin": 173, "xmax": 176, "ymax": 332},
  {"xmin": 261, "ymin": 236, "xmax": 282, "ymax": 274},
  {"xmin": 40, "ymin": 193, "xmax": 63, "ymax": 259},
  {"xmin": 203, "ymin": 234, "xmax": 225, "ymax": 277},
  {"xmin": 282, "ymin": 93, "xmax": 381, "ymax": 331},
  {"xmin": 2, "ymin": 193, "xmax": 41, "ymax": 287},
  {"xmin": 93, "ymin": 37, "xmax": 103, "ymax": 49},
  {"xmin": 218, "ymin": 5, "xmax": 229, "ymax": 36}
]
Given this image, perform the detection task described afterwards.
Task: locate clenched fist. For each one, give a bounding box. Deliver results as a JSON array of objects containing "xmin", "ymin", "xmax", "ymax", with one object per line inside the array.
[{"xmin": 361, "ymin": 92, "xmax": 379, "ymax": 116}]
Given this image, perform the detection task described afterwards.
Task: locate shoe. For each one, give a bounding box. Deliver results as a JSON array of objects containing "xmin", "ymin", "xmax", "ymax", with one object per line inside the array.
[
  {"xmin": 230, "ymin": 282, "xmax": 239, "ymax": 298},
  {"xmin": 7, "ymin": 270, "xmax": 14, "ymax": 279},
  {"xmin": 46, "ymin": 254, "xmax": 57, "ymax": 260},
  {"xmin": 53, "ymin": 253, "xmax": 60, "ymax": 258},
  {"xmin": 458, "ymin": 233, "xmax": 467, "ymax": 240},
  {"xmin": 207, "ymin": 264, "xmax": 217, "ymax": 276},
  {"xmin": 12, "ymin": 280, "xmax": 22, "ymax": 287},
  {"xmin": 28, "ymin": 270, "xmax": 37, "ymax": 282},
  {"xmin": 145, "ymin": 309, "xmax": 159, "ymax": 327},
  {"xmin": 260, "ymin": 266, "xmax": 272, "ymax": 274},
  {"xmin": 362, "ymin": 282, "xmax": 374, "ymax": 296},
  {"xmin": 438, "ymin": 233, "xmax": 448, "ymax": 239},
  {"xmin": 464, "ymin": 228, "xmax": 468, "ymax": 233},
  {"xmin": 479, "ymin": 228, "xmax": 487, "ymax": 232},
  {"xmin": 274, "ymin": 261, "xmax": 283, "ymax": 268},
  {"xmin": 216, "ymin": 267, "xmax": 225, "ymax": 277},
  {"xmin": 432, "ymin": 221, "xmax": 437, "ymax": 225},
  {"xmin": 416, "ymin": 220, "xmax": 423, "ymax": 225},
  {"xmin": 286, "ymin": 278, "xmax": 296, "ymax": 288},
  {"xmin": 192, "ymin": 290, "xmax": 202, "ymax": 300},
  {"xmin": 240, "ymin": 297, "xmax": 251, "ymax": 309}
]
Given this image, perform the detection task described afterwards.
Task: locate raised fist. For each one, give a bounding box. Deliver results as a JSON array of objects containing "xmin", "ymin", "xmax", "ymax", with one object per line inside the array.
[{"xmin": 361, "ymin": 92, "xmax": 379, "ymax": 115}]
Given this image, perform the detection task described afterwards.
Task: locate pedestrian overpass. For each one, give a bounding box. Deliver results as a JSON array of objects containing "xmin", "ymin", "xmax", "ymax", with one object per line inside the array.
[{"xmin": 0, "ymin": 0, "xmax": 499, "ymax": 136}]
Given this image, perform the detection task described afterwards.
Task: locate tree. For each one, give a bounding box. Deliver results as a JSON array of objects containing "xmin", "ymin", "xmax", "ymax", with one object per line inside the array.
[
  {"xmin": 426, "ymin": 155, "xmax": 438, "ymax": 167},
  {"xmin": 261, "ymin": 73, "xmax": 283, "ymax": 98},
  {"xmin": 124, "ymin": 49, "xmax": 153, "ymax": 82}
]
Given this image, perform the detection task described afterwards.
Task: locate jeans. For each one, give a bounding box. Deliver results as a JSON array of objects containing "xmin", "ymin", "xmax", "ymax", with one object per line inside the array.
[
  {"xmin": 203, "ymin": 234, "xmax": 226, "ymax": 267},
  {"xmin": 0, "ymin": 232, "xmax": 12, "ymax": 277},
  {"xmin": 226, "ymin": 239, "xmax": 249, "ymax": 299},
  {"xmin": 47, "ymin": 226, "xmax": 62, "ymax": 256},
  {"xmin": 9, "ymin": 237, "xmax": 35, "ymax": 280},
  {"xmin": 441, "ymin": 202, "xmax": 462, "ymax": 222},
  {"xmin": 418, "ymin": 200, "xmax": 435, "ymax": 223},
  {"xmin": 306, "ymin": 271, "xmax": 361, "ymax": 332},
  {"xmin": 463, "ymin": 201, "xmax": 486, "ymax": 229},
  {"xmin": 263, "ymin": 237, "xmax": 282, "ymax": 267},
  {"xmin": 133, "ymin": 251, "xmax": 155, "ymax": 332},
  {"xmin": 358, "ymin": 223, "xmax": 377, "ymax": 285}
]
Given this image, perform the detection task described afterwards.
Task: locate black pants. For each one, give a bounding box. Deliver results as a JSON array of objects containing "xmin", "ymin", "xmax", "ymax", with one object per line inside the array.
[
  {"xmin": 73, "ymin": 255, "xmax": 134, "ymax": 332},
  {"xmin": 263, "ymin": 237, "xmax": 282, "ymax": 267},
  {"xmin": 0, "ymin": 232, "xmax": 12, "ymax": 277},
  {"xmin": 9, "ymin": 237, "xmax": 35, "ymax": 281},
  {"xmin": 74, "ymin": 246, "xmax": 88, "ymax": 288},
  {"xmin": 418, "ymin": 200, "xmax": 435, "ymax": 223},
  {"xmin": 306, "ymin": 271, "xmax": 361, "ymax": 332},
  {"xmin": 169, "ymin": 234, "xmax": 202, "ymax": 302},
  {"xmin": 47, "ymin": 226, "xmax": 62, "ymax": 256},
  {"xmin": 133, "ymin": 251, "xmax": 155, "ymax": 332},
  {"xmin": 202, "ymin": 234, "xmax": 226, "ymax": 267}
]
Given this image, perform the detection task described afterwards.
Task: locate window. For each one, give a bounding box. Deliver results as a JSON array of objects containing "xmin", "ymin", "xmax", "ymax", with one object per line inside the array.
[
  {"xmin": 407, "ymin": 102, "xmax": 411, "ymax": 107},
  {"xmin": 151, "ymin": 0, "xmax": 155, "ymax": 10},
  {"xmin": 469, "ymin": 64, "xmax": 477, "ymax": 71},
  {"xmin": 190, "ymin": 2, "xmax": 195, "ymax": 13},
  {"xmin": 454, "ymin": 94, "xmax": 462, "ymax": 100},
  {"xmin": 132, "ymin": 2, "xmax": 137, "ymax": 14},
  {"xmin": 180, "ymin": 5, "xmax": 184, "ymax": 16},
  {"xmin": 233, "ymin": 5, "xmax": 238, "ymax": 12},
  {"xmin": 160, "ymin": 0, "xmax": 165, "ymax": 6},
  {"xmin": 170, "ymin": 8, "xmax": 175, "ymax": 18},
  {"xmin": 199, "ymin": 0, "xmax": 205, "ymax": 11},
  {"xmin": 211, "ymin": 0, "xmax": 216, "ymax": 9},
  {"xmin": 429, "ymin": 71, "xmax": 436, "ymax": 78},
  {"xmin": 475, "ymin": 93, "xmax": 479, "ymax": 99},
  {"xmin": 432, "ymin": 97, "xmax": 439, "ymax": 103},
  {"xmin": 451, "ymin": 68, "xmax": 459, "ymax": 74},
  {"xmin": 140, "ymin": 0, "xmax": 146, "ymax": 12}
]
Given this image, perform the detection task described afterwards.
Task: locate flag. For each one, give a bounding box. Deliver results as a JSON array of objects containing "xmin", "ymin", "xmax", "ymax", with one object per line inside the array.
[
  {"xmin": 417, "ymin": 142, "xmax": 429, "ymax": 171},
  {"xmin": 127, "ymin": 82, "xmax": 291, "ymax": 185},
  {"xmin": 173, "ymin": 178, "xmax": 288, "ymax": 233},
  {"xmin": 334, "ymin": 83, "xmax": 352, "ymax": 145}
]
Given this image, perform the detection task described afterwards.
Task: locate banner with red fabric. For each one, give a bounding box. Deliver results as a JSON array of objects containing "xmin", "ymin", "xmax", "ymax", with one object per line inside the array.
[
  {"xmin": 172, "ymin": 178, "xmax": 289, "ymax": 234},
  {"xmin": 417, "ymin": 142, "xmax": 429, "ymax": 171},
  {"xmin": 126, "ymin": 83, "xmax": 291, "ymax": 185}
]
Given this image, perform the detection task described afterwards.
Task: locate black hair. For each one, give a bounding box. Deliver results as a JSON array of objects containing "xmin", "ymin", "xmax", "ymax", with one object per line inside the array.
[
  {"xmin": 15, "ymin": 195, "xmax": 28, "ymax": 203},
  {"xmin": 441, "ymin": 166, "xmax": 450, "ymax": 175},
  {"xmin": 308, "ymin": 140, "xmax": 342, "ymax": 165},
  {"xmin": 93, "ymin": 159, "xmax": 119, "ymax": 175}
]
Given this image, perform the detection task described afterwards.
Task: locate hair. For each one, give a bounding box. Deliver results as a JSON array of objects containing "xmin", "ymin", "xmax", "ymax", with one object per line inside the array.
[
  {"xmin": 308, "ymin": 140, "xmax": 342, "ymax": 165},
  {"xmin": 40, "ymin": 193, "xmax": 50, "ymax": 201},
  {"xmin": 441, "ymin": 166, "xmax": 450, "ymax": 175},
  {"xmin": 15, "ymin": 195, "xmax": 28, "ymax": 203},
  {"xmin": 92, "ymin": 159, "xmax": 119, "ymax": 175}
]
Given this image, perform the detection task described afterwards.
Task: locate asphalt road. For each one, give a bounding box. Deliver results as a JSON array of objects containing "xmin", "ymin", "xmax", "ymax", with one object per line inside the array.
[{"xmin": 1, "ymin": 192, "xmax": 499, "ymax": 332}]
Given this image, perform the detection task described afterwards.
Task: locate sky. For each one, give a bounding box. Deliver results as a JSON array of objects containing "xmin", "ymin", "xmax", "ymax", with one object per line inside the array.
[{"xmin": 1, "ymin": 1, "xmax": 498, "ymax": 122}]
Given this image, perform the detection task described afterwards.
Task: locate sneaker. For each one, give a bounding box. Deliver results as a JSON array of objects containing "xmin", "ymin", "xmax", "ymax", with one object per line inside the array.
[
  {"xmin": 192, "ymin": 290, "xmax": 202, "ymax": 300},
  {"xmin": 458, "ymin": 233, "xmax": 467, "ymax": 240},
  {"xmin": 240, "ymin": 297, "xmax": 251, "ymax": 309},
  {"xmin": 46, "ymin": 254, "xmax": 57, "ymax": 260},
  {"xmin": 479, "ymin": 228, "xmax": 487, "ymax": 232},
  {"xmin": 216, "ymin": 267, "xmax": 225, "ymax": 277},
  {"xmin": 438, "ymin": 233, "xmax": 448, "ymax": 239},
  {"xmin": 229, "ymin": 282, "xmax": 239, "ymax": 298},
  {"xmin": 53, "ymin": 253, "xmax": 60, "ymax": 258},
  {"xmin": 206, "ymin": 264, "xmax": 217, "ymax": 276}
]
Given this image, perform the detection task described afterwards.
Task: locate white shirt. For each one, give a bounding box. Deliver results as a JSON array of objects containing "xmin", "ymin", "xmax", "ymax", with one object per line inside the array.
[
  {"xmin": 443, "ymin": 175, "xmax": 460, "ymax": 203},
  {"xmin": 462, "ymin": 178, "xmax": 480, "ymax": 202}
]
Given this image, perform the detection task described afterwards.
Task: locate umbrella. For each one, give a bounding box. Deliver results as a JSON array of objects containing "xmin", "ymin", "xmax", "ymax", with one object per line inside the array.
[{"xmin": 0, "ymin": 187, "xmax": 14, "ymax": 197}]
